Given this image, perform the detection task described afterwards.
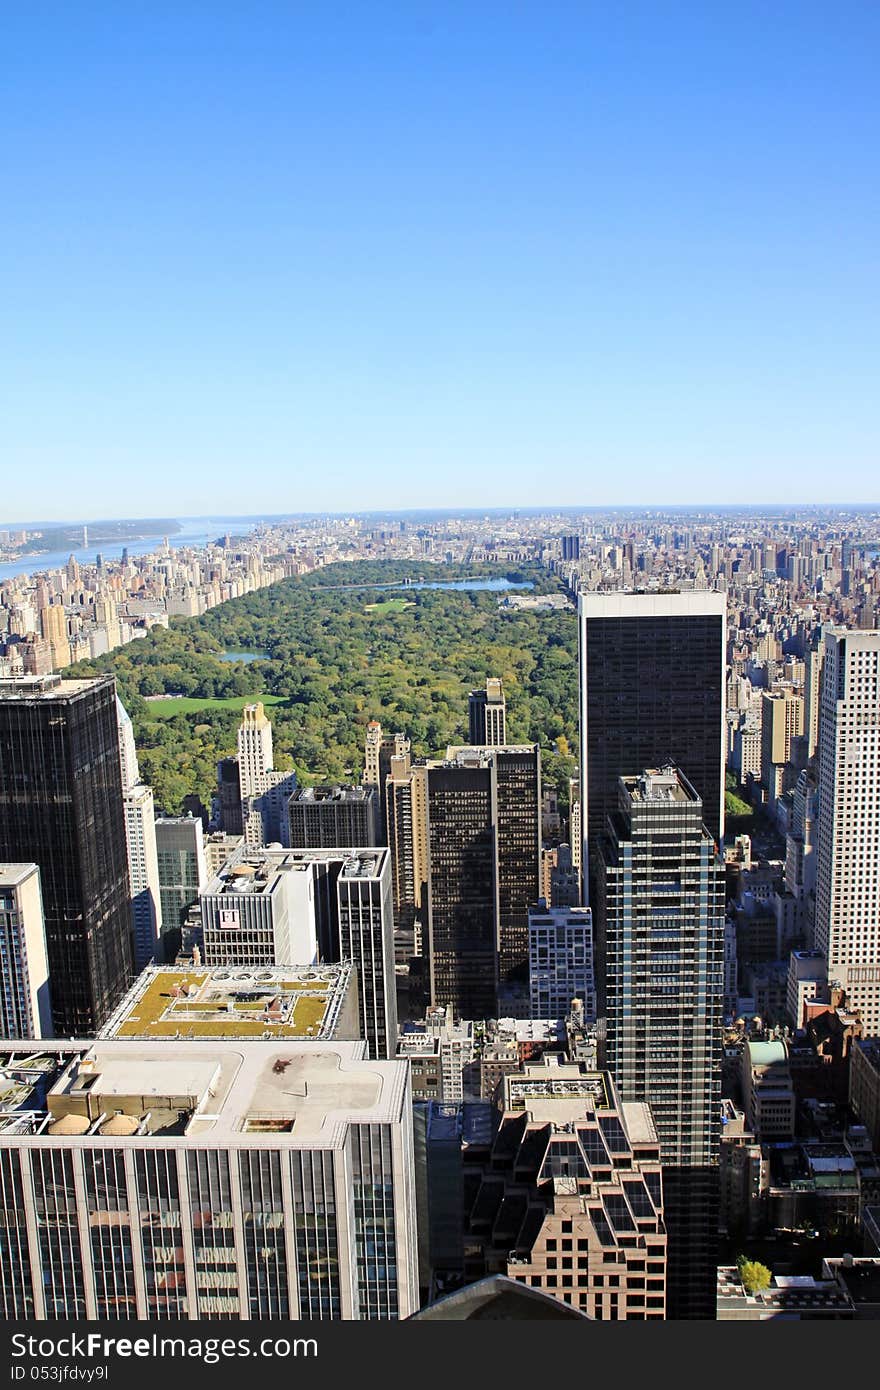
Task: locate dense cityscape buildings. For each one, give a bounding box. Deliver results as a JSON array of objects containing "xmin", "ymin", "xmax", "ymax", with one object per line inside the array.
[{"xmin": 2, "ymin": 504, "xmax": 880, "ymax": 1322}]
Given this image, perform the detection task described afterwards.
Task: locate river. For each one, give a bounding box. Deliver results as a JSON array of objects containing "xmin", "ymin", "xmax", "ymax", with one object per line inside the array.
[{"xmin": 0, "ymin": 518, "xmax": 259, "ymax": 584}]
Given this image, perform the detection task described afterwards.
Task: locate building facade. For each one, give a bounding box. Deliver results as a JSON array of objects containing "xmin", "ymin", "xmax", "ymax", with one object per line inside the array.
[
  {"xmin": 528, "ymin": 903, "xmax": 596, "ymax": 1022},
  {"xmin": 468, "ymin": 678, "xmax": 507, "ymax": 746},
  {"xmin": 0, "ymin": 675, "xmax": 134, "ymax": 1035},
  {"xmin": 578, "ymin": 591, "xmax": 726, "ymax": 894},
  {"xmin": 0, "ymin": 863, "xmax": 51, "ymax": 1039},
  {"xmin": 288, "ymin": 785, "xmax": 380, "ymax": 850},
  {"xmin": 814, "ymin": 629, "xmax": 880, "ymax": 1037},
  {"xmin": 0, "ymin": 1039, "xmax": 418, "ymax": 1321},
  {"xmin": 595, "ymin": 767, "xmax": 725, "ymax": 1319}
]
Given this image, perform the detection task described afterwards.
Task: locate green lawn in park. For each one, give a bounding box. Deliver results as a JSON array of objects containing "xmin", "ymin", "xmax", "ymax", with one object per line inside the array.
[
  {"xmin": 364, "ymin": 597, "xmax": 415, "ymax": 615},
  {"xmin": 143, "ymin": 693, "xmax": 287, "ymax": 719}
]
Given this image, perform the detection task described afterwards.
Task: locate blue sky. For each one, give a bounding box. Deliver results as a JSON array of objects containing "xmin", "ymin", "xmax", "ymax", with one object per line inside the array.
[{"xmin": 2, "ymin": 1, "xmax": 878, "ymax": 521}]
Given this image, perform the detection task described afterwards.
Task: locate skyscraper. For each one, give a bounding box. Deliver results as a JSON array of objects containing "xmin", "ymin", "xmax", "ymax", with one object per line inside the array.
[
  {"xmin": 155, "ymin": 815, "xmax": 207, "ymax": 941},
  {"xmin": 122, "ymin": 784, "xmax": 163, "ymax": 970},
  {"xmin": 804, "ymin": 631, "xmax": 827, "ymax": 761},
  {"xmin": 116, "ymin": 697, "xmax": 162, "ymax": 972},
  {"xmin": 760, "ymin": 688, "xmax": 804, "ymax": 803},
  {"xmin": 237, "ymin": 702, "xmax": 296, "ymax": 846},
  {"xmin": 115, "ymin": 696, "xmax": 139, "ymax": 792},
  {"xmin": 444, "ymin": 743, "xmax": 541, "ymax": 988},
  {"xmin": 0, "ymin": 1038, "xmax": 419, "ymax": 1321},
  {"xmin": 337, "ymin": 849, "xmax": 399, "ymax": 1060},
  {"xmin": 216, "ymin": 755, "xmax": 244, "ymax": 835},
  {"xmin": 385, "ymin": 749, "xmax": 429, "ymax": 961},
  {"xmin": 528, "ymin": 902, "xmax": 596, "ymax": 1022},
  {"xmin": 561, "ymin": 534, "xmax": 581, "ymax": 562},
  {"xmin": 468, "ymin": 677, "xmax": 507, "ymax": 746},
  {"xmin": 426, "ymin": 754, "xmax": 497, "ymax": 1019},
  {"xmin": 814, "ymin": 628, "xmax": 880, "ymax": 1037},
  {"xmin": 578, "ymin": 591, "xmax": 726, "ymax": 896},
  {"xmin": 463, "ymin": 1064, "xmax": 666, "ymax": 1319},
  {"xmin": 425, "ymin": 744, "xmax": 541, "ymax": 1016},
  {"xmin": 595, "ymin": 767, "xmax": 724, "ymax": 1319},
  {"xmin": 0, "ymin": 675, "xmax": 134, "ymax": 1036},
  {"xmin": 363, "ymin": 720, "xmax": 409, "ymax": 831},
  {"xmin": 288, "ymin": 784, "xmax": 381, "ymax": 849},
  {"xmin": 0, "ymin": 862, "xmax": 51, "ymax": 1038}
]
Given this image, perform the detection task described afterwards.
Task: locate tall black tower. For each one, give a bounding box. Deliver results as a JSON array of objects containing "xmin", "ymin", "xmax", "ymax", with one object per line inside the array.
[
  {"xmin": 578, "ymin": 591, "xmax": 726, "ymax": 892},
  {"xmin": 0, "ymin": 675, "xmax": 134, "ymax": 1035}
]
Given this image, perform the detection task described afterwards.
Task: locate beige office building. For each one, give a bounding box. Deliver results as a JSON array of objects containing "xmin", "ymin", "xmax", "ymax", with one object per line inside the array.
[{"xmin": 0, "ymin": 1038, "xmax": 419, "ymax": 1321}]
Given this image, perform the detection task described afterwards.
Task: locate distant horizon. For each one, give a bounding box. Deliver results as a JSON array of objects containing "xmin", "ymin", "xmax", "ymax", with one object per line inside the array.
[{"xmin": 5, "ymin": 501, "xmax": 880, "ymax": 531}]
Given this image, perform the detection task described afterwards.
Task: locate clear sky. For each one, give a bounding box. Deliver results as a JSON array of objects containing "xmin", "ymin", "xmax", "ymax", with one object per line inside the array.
[{"xmin": 2, "ymin": 1, "xmax": 878, "ymax": 521}]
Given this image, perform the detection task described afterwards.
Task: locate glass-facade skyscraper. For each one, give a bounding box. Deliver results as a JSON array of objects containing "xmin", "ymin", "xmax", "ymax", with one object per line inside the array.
[
  {"xmin": 426, "ymin": 744, "xmax": 541, "ymax": 1017},
  {"xmin": 595, "ymin": 767, "xmax": 724, "ymax": 1319},
  {"xmin": 0, "ymin": 675, "xmax": 134, "ymax": 1036},
  {"xmin": 578, "ymin": 591, "xmax": 726, "ymax": 895}
]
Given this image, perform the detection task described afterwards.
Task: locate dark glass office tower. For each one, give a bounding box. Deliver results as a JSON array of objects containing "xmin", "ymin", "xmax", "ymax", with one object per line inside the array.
[
  {"xmin": 288, "ymin": 785, "xmax": 380, "ymax": 849},
  {"xmin": 578, "ymin": 592, "xmax": 726, "ymax": 894},
  {"xmin": 426, "ymin": 757, "xmax": 497, "ymax": 1019},
  {"xmin": 490, "ymin": 745, "xmax": 541, "ymax": 987},
  {"xmin": 595, "ymin": 767, "xmax": 724, "ymax": 1319},
  {"xmin": 216, "ymin": 756, "xmax": 243, "ymax": 835},
  {"xmin": 425, "ymin": 745, "xmax": 541, "ymax": 1015},
  {"xmin": 0, "ymin": 675, "xmax": 134, "ymax": 1035}
]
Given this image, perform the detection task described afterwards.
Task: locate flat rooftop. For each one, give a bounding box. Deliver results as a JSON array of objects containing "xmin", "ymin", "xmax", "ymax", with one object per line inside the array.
[
  {"xmin": 0, "ymin": 675, "xmax": 111, "ymax": 700},
  {"xmin": 506, "ymin": 1068, "xmax": 612, "ymax": 1120},
  {"xmin": 99, "ymin": 964, "xmax": 353, "ymax": 1041},
  {"xmin": 494, "ymin": 1018, "xmax": 567, "ymax": 1044},
  {"xmin": 621, "ymin": 1101, "xmax": 660, "ymax": 1147},
  {"xmin": 0, "ymin": 1040, "xmax": 408, "ymax": 1147},
  {"xmin": 290, "ymin": 785, "xmax": 374, "ymax": 804},
  {"xmin": 623, "ymin": 767, "xmax": 697, "ymax": 804},
  {"xmin": 205, "ymin": 846, "xmax": 388, "ymax": 896},
  {"xmin": 0, "ymin": 863, "xmax": 39, "ymax": 889},
  {"xmin": 579, "ymin": 590, "xmax": 726, "ymax": 619}
]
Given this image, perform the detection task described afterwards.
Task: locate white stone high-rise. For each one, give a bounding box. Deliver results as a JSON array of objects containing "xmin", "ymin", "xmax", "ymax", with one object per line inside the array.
[
  {"xmin": 237, "ymin": 702, "xmax": 296, "ymax": 846},
  {"xmin": 123, "ymin": 784, "xmax": 163, "ymax": 969},
  {"xmin": 814, "ymin": 628, "xmax": 880, "ymax": 1037},
  {"xmin": 237, "ymin": 700, "xmax": 275, "ymax": 795},
  {"xmin": 0, "ymin": 863, "xmax": 52, "ymax": 1038},
  {"xmin": 116, "ymin": 696, "xmax": 140, "ymax": 789},
  {"xmin": 116, "ymin": 697, "xmax": 163, "ymax": 970}
]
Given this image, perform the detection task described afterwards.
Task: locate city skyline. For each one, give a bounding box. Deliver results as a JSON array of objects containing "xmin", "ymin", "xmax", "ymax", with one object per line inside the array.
[{"xmin": 2, "ymin": 0, "xmax": 880, "ymax": 1336}]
